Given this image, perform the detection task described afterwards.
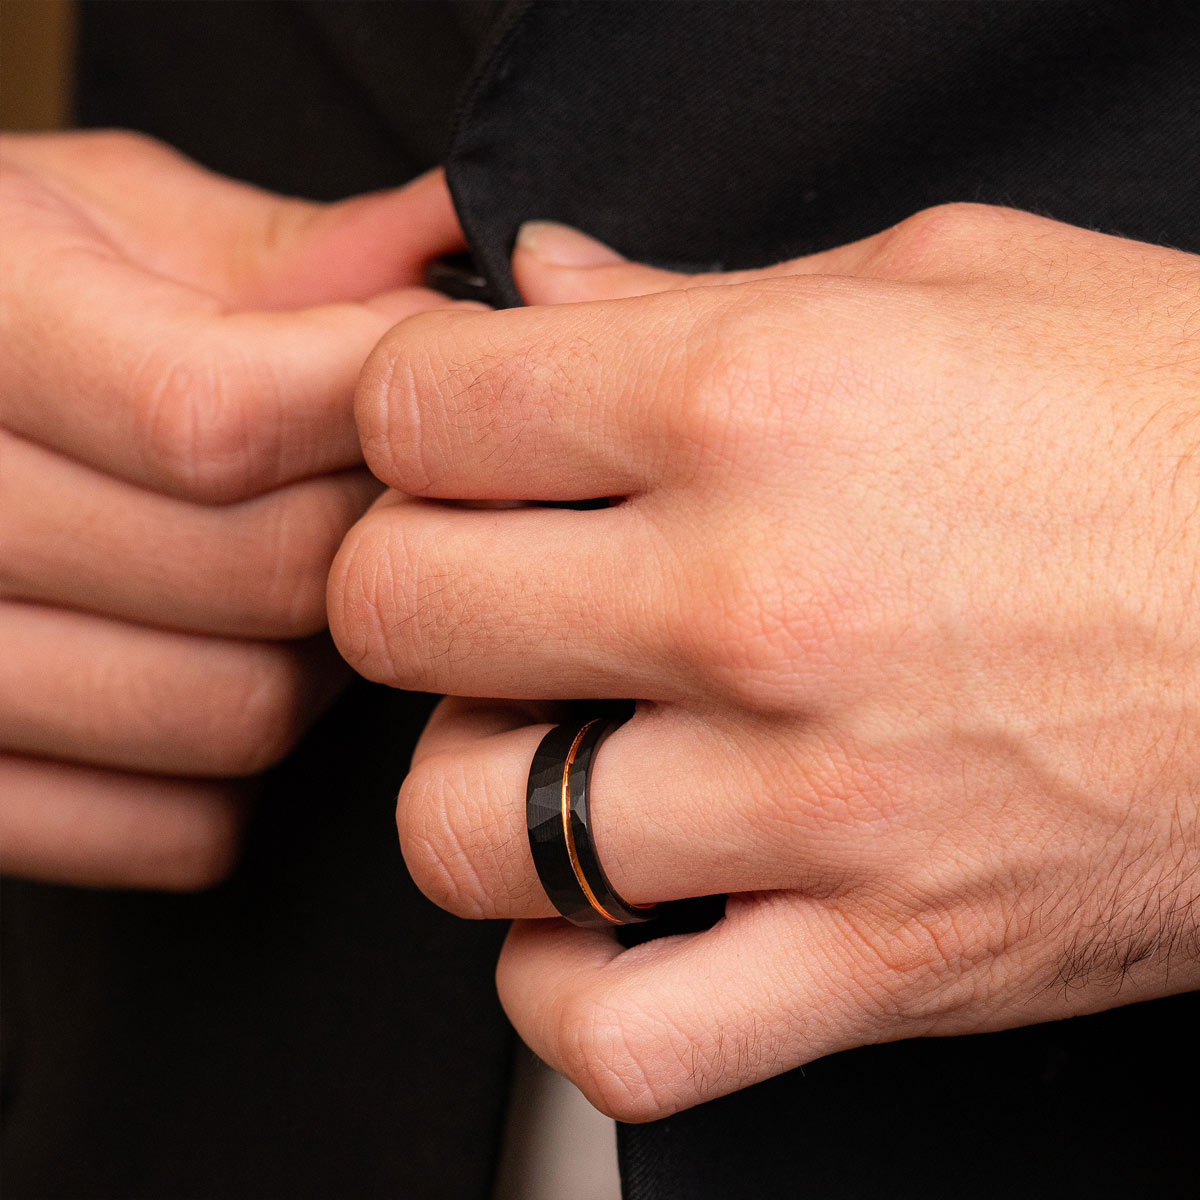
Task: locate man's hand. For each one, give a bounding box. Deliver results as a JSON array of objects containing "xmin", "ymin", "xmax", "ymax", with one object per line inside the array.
[
  {"xmin": 0, "ymin": 131, "xmax": 465, "ymax": 889},
  {"xmin": 330, "ymin": 204, "xmax": 1200, "ymax": 1119}
]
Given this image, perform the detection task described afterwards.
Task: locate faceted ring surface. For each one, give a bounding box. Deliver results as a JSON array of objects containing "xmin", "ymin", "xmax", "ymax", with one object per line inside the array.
[{"xmin": 526, "ymin": 717, "xmax": 658, "ymax": 929}]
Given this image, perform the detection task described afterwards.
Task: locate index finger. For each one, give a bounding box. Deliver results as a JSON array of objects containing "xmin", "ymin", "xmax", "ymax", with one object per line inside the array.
[{"xmin": 355, "ymin": 289, "xmax": 712, "ymax": 501}]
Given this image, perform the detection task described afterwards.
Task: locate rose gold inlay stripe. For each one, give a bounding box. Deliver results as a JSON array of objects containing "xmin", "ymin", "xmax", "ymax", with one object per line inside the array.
[{"xmin": 561, "ymin": 720, "xmax": 620, "ymax": 924}]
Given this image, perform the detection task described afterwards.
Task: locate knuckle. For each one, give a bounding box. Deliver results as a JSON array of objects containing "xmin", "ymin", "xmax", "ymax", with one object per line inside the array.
[
  {"xmin": 331, "ymin": 516, "xmax": 493, "ymax": 694},
  {"xmin": 356, "ymin": 330, "xmax": 417, "ymax": 489},
  {"xmin": 359, "ymin": 312, "xmax": 501, "ymax": 495},
  {"xmin": 326, "ymin": 519, "xmax": 373, "ymax": 667},
  {"xmin": 255, "ymin": 558, "xmax": 328, "ymax": 641},
  {"xmin": 113, "ymin": 645, "xmax": 312, "ymax": 778},
  {"xmin": 253, "ymin": 489, "xmax": 355, "ymax": 638},
  {"xmin": 871, "ymin": 202, "xmax": 1023, "ymax": 279},
  {"xmin": 674, "ymin": 547, "xmax": 843, "ymax": 713},
  {"xmin": 328, "ymin": 518, "xmax": 423, "ymax": 687},
  {"xmin": 155, "ymin": 794, "xmax": 244, "ymax": 891},
  {"xmin": 667, "ymin": 285, "xmax": 842, "ymax": 479},
  {"xmin": 557, "ymin": 994, "xmax": 677, "ymax": 1123},
  {"xmin": 81, "ymin": 128, "xmax": 160, "ymax": 157},
  {"xmin": 743, "ymin": 746, "xmax": 895, "ymax": 872},
  {"xmin": 50, "ymin": 128, "xmax": 162, "ymax": 170},
  {"xmin": 830, "ymin": 896, "xmax": 996, "ymax": 1027},
  {"xmin": 397, "ymin": 755, "xmax": 498, "ymax": 918},
  {"xmin": 666, "ymin": 298, "xmax": 768, "ymax": 465},
  {"xmin": 133, "ymin": 342, "xmax": 268, "ymax": 502},
  {"xmin": 361, "ymin": 309, "xmax": 602, "ymax": 494},
  {"xmin": 205, "ymin": 650, "xmax": 308, "ymax": 776}
]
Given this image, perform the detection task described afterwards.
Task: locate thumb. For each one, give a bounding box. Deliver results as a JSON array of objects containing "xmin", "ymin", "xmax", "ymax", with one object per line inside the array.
[
  {"xmin": 512, "ymin": 219, "xmax": 901, "ymax": 309},
  {"xmin": 234, "ymin": 168, "xmax": 466, "ymax": 310},
  {"xmin": 512, "ymin": 221, "xmax": 690, "ymax": 304}
]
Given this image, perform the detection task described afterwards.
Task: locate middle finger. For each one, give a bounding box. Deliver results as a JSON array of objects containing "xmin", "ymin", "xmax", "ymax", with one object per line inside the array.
[
  {"xmin": 0, "ymin": 429, "xmax": 380, "ymax": 638},
  {"xmin": 330, "ymin": 492, "xmax": 688, "ymax": 699}
]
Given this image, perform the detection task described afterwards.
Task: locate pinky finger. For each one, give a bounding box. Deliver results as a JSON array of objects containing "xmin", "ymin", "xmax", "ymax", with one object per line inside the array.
[
  {"xmin": 495, "ymin": 892, "xmax": 884, "ymax": 1124},
  {"xmin": 0, "ymin": 753, "xmax": 250, "ymax": 891}
]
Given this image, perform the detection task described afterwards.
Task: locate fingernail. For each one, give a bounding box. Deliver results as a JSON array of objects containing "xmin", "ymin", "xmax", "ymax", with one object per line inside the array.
[{"xmin": 516, "ymin": 221, "xmax": 625, "ymax": 268}]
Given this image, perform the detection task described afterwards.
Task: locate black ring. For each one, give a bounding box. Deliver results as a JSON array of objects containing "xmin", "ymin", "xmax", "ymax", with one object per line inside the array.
[{"xmin": 526, "ymin": 717, "xmax": 658, "ymax": 929}]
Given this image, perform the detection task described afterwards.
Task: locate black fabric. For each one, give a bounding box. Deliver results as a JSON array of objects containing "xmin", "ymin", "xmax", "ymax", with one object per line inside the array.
[
  {"xmin": 617, "ymin": 994, "xmax": 1200, "ymax": 1200},
  {"xmin": 450, "ymin": 0, "xmax": 1200, "ymax": 307},
  {"xmin": 71, "ymin": 0, "xmax": 489, "ymax": 198},
  {"xmin": 4, "ymin": 2, "xmax": 1200, "ymax": 1199},
  {"xmin": 1, "ymin": 684, "xmax": 515, "ymax": 1200}
]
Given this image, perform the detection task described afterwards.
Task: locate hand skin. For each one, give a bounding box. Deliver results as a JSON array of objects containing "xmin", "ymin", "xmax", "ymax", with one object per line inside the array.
[
  {"xmin": 0, "ymin": 130, "xmax": 468, "ymax": 889},
  {"xmin": 330, "ymin": 202, "xmax": 1200, "ymax": 1121}
]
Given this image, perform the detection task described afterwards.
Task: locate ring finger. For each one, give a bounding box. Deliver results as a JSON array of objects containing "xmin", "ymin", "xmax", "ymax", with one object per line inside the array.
[
  {"xmin": 398, "ymin": 695, "xmax": 889, "ymax": 920},
  {"xmin": 0, "ymin": 600, "xmax": 346, "ymax": 776}
]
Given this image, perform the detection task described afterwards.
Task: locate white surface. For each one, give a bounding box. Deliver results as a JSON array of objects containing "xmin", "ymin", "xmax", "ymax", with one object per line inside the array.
[{"xmin": 493, "ymin": 1048, "xmax": 622, "ymax": 1200}]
